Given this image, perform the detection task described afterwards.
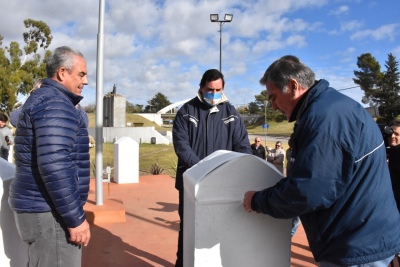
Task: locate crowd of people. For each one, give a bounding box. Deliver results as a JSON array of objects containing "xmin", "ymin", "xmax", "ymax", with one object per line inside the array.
[{"xmin": 2, "ymin": 47, "xmax": 400, "ymax": 267}]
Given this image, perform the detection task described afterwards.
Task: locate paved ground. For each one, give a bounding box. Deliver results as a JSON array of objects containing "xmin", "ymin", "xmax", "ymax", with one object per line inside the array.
[
  {"xmin": 82, "ymin": 175, "xmax": 400, "ymax": 267},
  {"xmin": 82, "ymin": 175, "xmax": 321, "ymax": 267}
]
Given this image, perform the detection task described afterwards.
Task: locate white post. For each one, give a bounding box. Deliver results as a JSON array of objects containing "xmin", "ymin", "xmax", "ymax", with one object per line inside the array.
[{"xmin": 114, "ymin": 137, "xmax": 139, "ymax": 184}]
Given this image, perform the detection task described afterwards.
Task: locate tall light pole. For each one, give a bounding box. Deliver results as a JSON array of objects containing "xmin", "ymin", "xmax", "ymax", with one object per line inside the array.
[
  {"xmin": 210, "ymin": 14, "xmax": 233, "ymax": 72},
  {"xmin": 264, "ymin": 100, "xmax": 268, "ymax": 146}
]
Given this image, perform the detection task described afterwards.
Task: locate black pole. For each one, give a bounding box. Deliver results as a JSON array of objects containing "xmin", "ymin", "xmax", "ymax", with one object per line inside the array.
[{"xmin": 219, "ymin": 22, "xmax": 222, "ymax": 72}]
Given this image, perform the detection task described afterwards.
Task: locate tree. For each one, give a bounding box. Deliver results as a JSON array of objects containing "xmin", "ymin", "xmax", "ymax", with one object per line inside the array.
[
  {"xmin": 377, "ymin": 53, "xmax": 400, "ymax": 121},
  {"xmin": 353, "ymin": 53, "xmax": 383, "ymax": 105},
  {"xmin": 144, "ymin": 92, "xmax": 171, "ymax": 113},
  {"xmin": 354, "ymin": 53, "xmax": 400, "ymax": 122},
  {"xmin": 253, "ymin": 90, "xmax": 286, "ymax": 122},
  {"xmin": 0, "ymin": 19, "xmax": 52, "ymax": 114},
  {"xmin": 126, "ymin": 101, "xmax": 143, "ymax": 113},
  {"xmin": 82, "ymin": 104, "xmax": 96, "ymax": 113},
  {"xmin": 247, "ymin": 101, "xmax": 260, "ymax": 114},
  {"xmin": 236, "ymin": 105, "xmax": 248, "ymax": 114}
]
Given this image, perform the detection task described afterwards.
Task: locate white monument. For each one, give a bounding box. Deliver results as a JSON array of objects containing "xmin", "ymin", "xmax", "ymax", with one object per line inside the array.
[
  {"xmin": 0, "ymin": 158, "xmax": 28, "ymax": 266},
  {"xmin": 114, "ymin": 136, "xmax": 139, "ymax": 183},
  {"xmin": 183, "ymin": 150, "xmax": 291, "ymax": 267}
]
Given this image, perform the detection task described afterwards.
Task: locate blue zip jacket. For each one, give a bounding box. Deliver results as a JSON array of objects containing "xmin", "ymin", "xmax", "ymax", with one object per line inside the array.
[
  {"xmin": 252, "ymin": 80, "xmax": 400, "ymax": 265},
  {"xmin": 173, "ymin": 93, "xmax": 252, "ymax": 190},
  {"xmin": 9, "ymin": 78, "xmax": 90, "ymax": 228}
]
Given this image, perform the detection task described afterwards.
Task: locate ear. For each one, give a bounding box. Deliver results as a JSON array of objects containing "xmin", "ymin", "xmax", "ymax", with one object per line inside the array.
[
  {"xmin": 56, "ymin": 67, "xmax": 67, "ymax": 82},
  {"xmin": 289, "ymin": 79, "xmax": 298, "ymax": 92}
]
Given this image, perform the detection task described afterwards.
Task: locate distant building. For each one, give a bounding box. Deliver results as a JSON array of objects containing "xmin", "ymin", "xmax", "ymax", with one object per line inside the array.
[{"xmin": 365, "ymin": 106, "xmax": 379, "ymax": 118}]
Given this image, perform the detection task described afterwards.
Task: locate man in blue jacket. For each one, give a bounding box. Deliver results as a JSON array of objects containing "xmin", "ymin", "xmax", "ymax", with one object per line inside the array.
[
  {"xmin": 173, "ymin": 69, "xmax": 252, "ymax": 266},
  {"xmin": 9, "ymin": 46, "xmax": 91, "ymax": 267},
  {"xmin": 243, "ymin": 55, "xmax": 400, "ymax": 266}
]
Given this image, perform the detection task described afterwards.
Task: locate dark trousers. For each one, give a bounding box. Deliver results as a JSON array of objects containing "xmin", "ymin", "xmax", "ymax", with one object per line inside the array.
[{"xmin": 175, "ymin": 188, "xmax": 184, "ymax": 267}]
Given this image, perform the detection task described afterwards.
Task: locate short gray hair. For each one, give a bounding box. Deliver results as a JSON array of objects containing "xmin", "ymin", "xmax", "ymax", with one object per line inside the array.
[
  {"xmin": 46, "ymin": 46, "xmax": 84, "ymax": 78},
  {"xmin": 259, "ymin": 55, "xmax": 315, "ymax": 93}
]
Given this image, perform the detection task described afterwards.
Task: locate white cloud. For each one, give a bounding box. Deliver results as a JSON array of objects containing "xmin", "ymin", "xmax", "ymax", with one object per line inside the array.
[
  {"xmin": 392, "ymin": 46, "xmax": 400, "ymax": 58},
  {"xmin": 351, "ymin": 23, "xmax": 400, "ymax": 41},
  {"xmin": 1, "ymin": 0, "xmax": 397, "ymax": 109},
  {"xmin": 329, "ymin": 5, "xmax": 349, "ymax": 16}
]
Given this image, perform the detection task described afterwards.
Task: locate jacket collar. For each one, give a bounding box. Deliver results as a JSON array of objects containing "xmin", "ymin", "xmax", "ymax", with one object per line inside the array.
[
  {"xmin": 289, "ymin": 79, "xmax": 329, "ymax": 122},
  {"xmin": 196, "ymin": 90, "xmax": 229, "ymax": 113},
  {"xmin": 41, "ymin": 78, "xmax": 84, "ymax": 106}
]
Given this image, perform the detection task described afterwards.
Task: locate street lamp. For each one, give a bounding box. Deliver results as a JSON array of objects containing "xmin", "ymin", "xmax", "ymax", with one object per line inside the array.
[
  {"xmin": 210, "ymin": 14, "xmax": 233, "ymax": 72},
  {"xmin": 264, "ymin": 100, "xmax": 268, "ymax": 146}
]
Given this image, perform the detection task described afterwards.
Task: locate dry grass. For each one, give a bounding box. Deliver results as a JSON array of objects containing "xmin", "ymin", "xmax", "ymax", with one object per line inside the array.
[{"xmin": 87, "ymin": 113, "xmax": 293, "ymax": 179}]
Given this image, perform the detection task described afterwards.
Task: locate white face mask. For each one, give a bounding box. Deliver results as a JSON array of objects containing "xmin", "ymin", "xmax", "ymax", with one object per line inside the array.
[{"xmin": 203, "ymin": 92, "xmax": 222, "ymax": 106}]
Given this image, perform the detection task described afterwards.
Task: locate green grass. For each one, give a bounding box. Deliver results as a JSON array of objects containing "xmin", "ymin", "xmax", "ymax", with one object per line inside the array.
[
  {"xmin": 87, "ymin": 113, "xmax": 293, "ymax": 179},
  {"xmin": 246, "ymin": 120, "xmax": 295, "ymax": 137},
  {"xmin": 89, "ymin": 143, "xmax": 177, "ymax": 178}
]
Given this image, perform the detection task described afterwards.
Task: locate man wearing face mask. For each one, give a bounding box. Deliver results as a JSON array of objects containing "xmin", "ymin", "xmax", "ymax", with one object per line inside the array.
[{"xmin": 172, "ymin": 68, "xmax": 252, "ymax": 266}]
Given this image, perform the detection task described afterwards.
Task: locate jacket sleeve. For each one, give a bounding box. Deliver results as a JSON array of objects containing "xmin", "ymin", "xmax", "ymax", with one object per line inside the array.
[
  {"xmin": 266, "ymin": 151, "xmax": 274, "ymax": 162},
  {"xmin": 172, "ymin": 110, "xmax": 200, "ymax": 168},
  {"xmin": 252, "ymin": 129, "xmax": 347, "ymax": 219},
  {"xmin": 33, "ymin": 100, "xmax": 86, "ymax": 228},
  {"xmin": 0, "ymin": 131, "xmax": 6, "ymax": 150},
  {"xmin": 273, "ymin": 150, "xmax": 285, "ymax": 164},
  {"xmin": 231, "ymin": 109, "xmax": 252, "ymax": 154}
]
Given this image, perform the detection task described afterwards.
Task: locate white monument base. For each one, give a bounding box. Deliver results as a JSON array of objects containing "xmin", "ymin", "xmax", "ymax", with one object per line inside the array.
[
  {"xmin": 183, "ymin": 150, "xmax": 291, "ymax": 267},
  {"xmin": 114, "ymin": 137, "xmax": 139, "ymax": 184}
]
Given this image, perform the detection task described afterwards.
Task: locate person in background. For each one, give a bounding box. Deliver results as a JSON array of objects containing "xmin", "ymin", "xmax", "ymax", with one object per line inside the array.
[
  {"xmin": 0, "ymin": 113, "xmax": 13, "ymax": 160},
  {"xmin": 9, "ymin": 46, "xmax": 91, "ymax": 267},
  {"xmin": 243, "ymin": 55, "xmax": 400, "ymax": 266},
  {"xmin": 0, "ymin": 131, "xmax": 7, "ymax": 160},
  {"xmin": 387, "ymin": 119, "xmax": 400, "ymax": 211},
  {"xmin": 251, "ymin": 136, "xmax": 266, "ymax": 159},
  {"xmin": 10, "ymin": 78, "xmax": 44, "ymax": 128},
  {"xmin": 266, "ymin": 141, "xmax": 285, "ymax": 173},
  {"xmin": 285, "ymin": 143, "xmax": 292, "ymax": 176},
  {"xmin": 172, "ymin": 69, "xmax": 252, "ymax": 267}
]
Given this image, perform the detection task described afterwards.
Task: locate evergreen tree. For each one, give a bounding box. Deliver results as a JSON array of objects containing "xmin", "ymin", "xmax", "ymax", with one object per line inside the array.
[
  {"xmin": 377, "ymin": 53, "xmax": 400, "ymax": 121},
  {"xmin": 353, "ymin": 53, "xmax": 383, "ymax": 105},
  {"xmin": 354, "ymin": 53, "xmax": 400, "ymax": 122},
  {"xmin": 247, "ymin": 101, "xmax": 260, "ymax": 114},
  {"xmin": 253, "ymin": 90, "xmax": 286, "ymax": 122},
  {"xmin": 145, "ymin": 92, "xmax": 172, "ymax": 113}
]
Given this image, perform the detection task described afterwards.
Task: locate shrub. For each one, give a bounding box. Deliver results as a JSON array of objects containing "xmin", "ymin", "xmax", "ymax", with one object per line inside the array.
[{"xmin": 150, "ymin": 163, "xmax": 164, "ymax": 175}]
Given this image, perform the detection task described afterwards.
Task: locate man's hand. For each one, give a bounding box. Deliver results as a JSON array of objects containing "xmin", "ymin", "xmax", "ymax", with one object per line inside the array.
[
  {"xmin": 243, "ymin": 191, "xmax": 257, "ymax": 212},
  {"xmin": 68, "ymin": 219, "xmax": 91, "ymax": 246}
]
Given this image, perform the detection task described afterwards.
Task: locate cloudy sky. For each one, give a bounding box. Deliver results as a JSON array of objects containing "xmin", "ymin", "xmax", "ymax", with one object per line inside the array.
[{"xmin": 1, "ymin": 0, "xmax": 399, "ymax": 109}]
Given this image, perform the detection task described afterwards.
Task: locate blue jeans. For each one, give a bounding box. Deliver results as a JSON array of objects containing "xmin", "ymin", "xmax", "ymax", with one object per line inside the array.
[
  {"xmin": 319, "ymin": 255, "xmax": 394, "ymax": 267},
  {"xmin": 14, "ymin": 211, "xmax": 82, "ymax": 267}
]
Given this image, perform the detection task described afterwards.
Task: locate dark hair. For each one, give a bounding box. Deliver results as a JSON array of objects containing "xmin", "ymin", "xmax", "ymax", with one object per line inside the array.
[
  {"xmin": 389, "ymin": 119, "xmax": 400, "ymax": 127},
  {"xmin": 46, "ymin": 46, "xmax": 84, "ymax": 78},
  {"xmin": 259, "ymin": 55, "xmax": 315, "ymax": 93},
  {"xmin": 199, "ymin": 69, "xmax": 225, "ymax": 88},
  {"xmin": 0, "ymin": 113, "xmax": 9, "ymax": 123}
]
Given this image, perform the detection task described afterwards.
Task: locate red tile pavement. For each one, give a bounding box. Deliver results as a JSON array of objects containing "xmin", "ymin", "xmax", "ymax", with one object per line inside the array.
[{"xmin": 82, "ymin": 175, "xmax": 316, "ymax": 267}]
